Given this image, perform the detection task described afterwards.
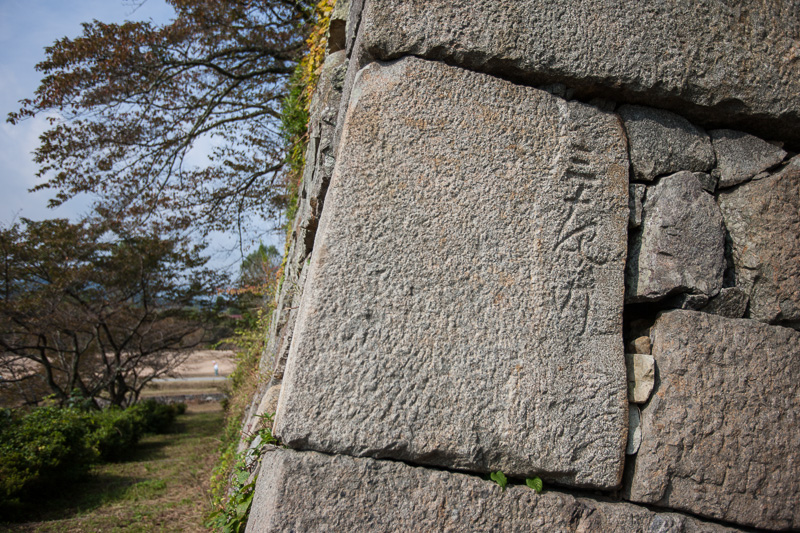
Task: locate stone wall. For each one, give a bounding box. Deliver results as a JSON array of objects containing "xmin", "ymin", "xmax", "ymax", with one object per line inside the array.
[{"xmin": 243, "ymin": 1, "xmax": 800, "ymax": 530}]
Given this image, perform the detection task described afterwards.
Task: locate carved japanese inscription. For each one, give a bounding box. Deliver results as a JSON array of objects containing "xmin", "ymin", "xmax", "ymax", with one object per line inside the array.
[{"xmin": 273, "ymin": 57, "xmax": 630, "ymax": 489}]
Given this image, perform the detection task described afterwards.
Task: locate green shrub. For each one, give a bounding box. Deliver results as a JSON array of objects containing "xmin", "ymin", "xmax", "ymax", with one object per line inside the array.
[
  {"xmin": 128, "ymin": 400, "xmax": 182, "ymax": 434},
  {"xmin": 0, "ymin": 401, "xmax": 186, "ymax": 503},
  {"xmin": 85, "ymin": 407, "xmax": 143, "ymax": 461},
  {"xmin": 0, "ymin": 407, "xmax": 96, "ymax": 501}
]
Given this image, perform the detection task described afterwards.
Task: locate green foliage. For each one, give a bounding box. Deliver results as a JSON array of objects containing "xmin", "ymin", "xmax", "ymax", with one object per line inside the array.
[
  {"xmin": 0, "ymin": 401, "xmax": 185, "ymax": 504},
  {"xmin": 85, "ymin": 408, "xmax": 144, "ymax": 462},
  {"xmin": 0, "ymin": 217, "xmax": 222, "ymax": 408},
  {"xmin": 0, "ymin": 407, "xmax": 95, "ymax": 501},
  {"xmin": 526, "ymin": 476, "xmax": 544, "ymax": 494},
  {"xmin": 280, "ymin": 69, "xmax": 310, "ymax": 179},
  {"xmin": 279, "ymin": 67, "xmax": 310, "ymax": 231},
  {"xmin": 129, "ymin": 400, "xmax": 183, "ymax": 434},
  {"xmin": 208, "ymin": 309, "xmax": 273, "ymax": 528},
  {"xmin": 8, "ymin": 1, "xmax": 317, "ymax": 241},
  {"xmin": 206, "ymin": 418, "xmax": 277, "ymax": 532},
  {"xmin": 490, "ymin": 470, "xmax": 508, "ymax": 491}
]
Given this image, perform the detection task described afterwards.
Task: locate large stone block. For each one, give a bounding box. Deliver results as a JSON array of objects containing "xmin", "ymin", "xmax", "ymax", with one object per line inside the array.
[
  {"xmin": 718, "ymin": 156, "xmax": 800, "ymax": 327},
  {"xmin": 626, "ymin": 171, "xmax": 725, "ymax": 303},
  {"xmin": 626, "ymin": 310, "xmax": 800, "ymax": 530},
  {"xmin": 358, "ymin": 0, "xmax": 800, "ymax": 143},
  {"xmin": 274, "ymin": 57, "xmax": 630, "ymax": 489},
  {"xmin": 247, "ymin": 447, "xmax": 742, "ymax": 532}
]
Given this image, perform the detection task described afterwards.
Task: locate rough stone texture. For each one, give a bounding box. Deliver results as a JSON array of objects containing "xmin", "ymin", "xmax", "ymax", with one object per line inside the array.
[
  {"xmin": 718, "ymin": 156, "xmax": 800, "ymax": 327},
  {"xmin": 275, "ymin": 57, "xmax": 630, "ymax": 489},
  {"xmin": 710, "ymin": 129, "xmax": 787, "ymax": 188},
  {"xmin": 626, "ymin": 171, "xmax": 725, "ymax": 303},
  {"xmin": 254, "ymin": 50, "xmax": 347, "ymax": 386},
  {"xmin": 240, "ymin": 51, "xmax": 350, "ymax": 444},
  {"xmin": 292, "ymin": 50, "xmax": 346, "ymax": 266},
  {"xmin": 627, "ymin": 310, "xmax": 800, "ymax": 530},
  {"xmin": 628, "ymin": 183, "xmax": 645, "ymax": 228},
  {"xmin": 693, "ymin": 172, "xmax": 717, "ymax": 193},
  {"xmin": 344, "ymin": 0, "xmax": 365, "ymax": 58},
  {"xmin": 701, "ymin": 287, "xmax": 749, "ymax": 319},
  {"xmin": 626, "ymin": 406, "xmax": 641, "ymax": 455},
  {"xmin": 618, "ymin": 105, "xmax": 715, "ymax": 182},
  {"xmin": 625, "ymin": 353, "xmax": 654, "ymax": 404},
  {"xmin": 247, "ymin": 447, "xmax": 742, "ymax": 533},
  {"xmin": 255, "ymin": 385, "xmax": 281, "ymax": 420},
  {"xmin": 358, "ymin": 0, "xmax": 800, "ymax": 144},
  {"xmin": 625, "ymin": 335, "xmax": 650, "ymax": 355},
  {"xmin": 664, "ymin": 292, "xmax": 710, "ymax": 311},
  {"xmin": 327, "ymin": 0, "xmax": 349, "ymax": 52}
]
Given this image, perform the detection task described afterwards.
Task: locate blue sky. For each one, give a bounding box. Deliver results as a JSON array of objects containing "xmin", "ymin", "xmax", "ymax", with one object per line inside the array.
[
  {"xmin": 0, "ymin": 0, "xmax": 173, "ymax": 223},
  {"xmin": 0, "ymin": 0, "xmax": 281, "ymax": 271}
]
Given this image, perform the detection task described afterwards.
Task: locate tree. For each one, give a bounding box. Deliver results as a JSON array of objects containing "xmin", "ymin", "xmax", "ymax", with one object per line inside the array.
[
  {"xmin": 8, "ymin": 0, "xmax": 315, "ymax": 244},
  {"xmin": 239, "ymin": 242, "xmax": 281, "ymax": 292},
  {"xmin": 0, "ymin": 218, "xmax": 223, "ymax": 408}
]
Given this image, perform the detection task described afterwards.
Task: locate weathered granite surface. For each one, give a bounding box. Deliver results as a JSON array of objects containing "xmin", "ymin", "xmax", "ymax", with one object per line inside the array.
[
  {"xmin": 718, "ymin": 156, "xmax": 800, "ymax": 327},
  {"xmin": 710, "ymin": 129, "xmax": 787, "ymax": 188},
  {"xmin": 628, "ymin": 183, "xmax": 645, "ymax": 228},
  {"xmin": 358, "ymin": 0, "xmax": 800, "ymax": 143},
  {"xmin": 701, "ymin": 287, "xmax": 749, "ymax": 319},
  {"xmin": 625, "ymin": 353, "xmax": 654, "ymax": 404},
  {"xmin": 247, "ymin": 447, "xmax": 742, "ymax": 533},
  {"xmin": 626, "ymin": 406, "xmax": 641, "ymax": 456},
  {"xmin": 693, "ymin": 171, "xmax": 717, "ymax": 193},
  {"xmin": 626, "ymin": 172, "xmax": 725, "ymax": 303},
  {"xmin": 618, "ymin": 105, "xmax": 714, "ymax": 182},
  {"xmin": 627, "ymin": 310, "xmax": 800, "ymax": 530},
  {"xmin": 274, "ymin": 57, "xmax": 629, "ymax": 489}
]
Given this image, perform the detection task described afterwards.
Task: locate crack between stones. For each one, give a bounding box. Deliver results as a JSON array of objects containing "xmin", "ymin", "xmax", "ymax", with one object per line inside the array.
[
  {"xmin": 262, "ymin": 444, "xmax": 760, "ymax": 531},
  {"xmin": 370, "ymin": 52, "xmax": 797, "ymax": 152}
]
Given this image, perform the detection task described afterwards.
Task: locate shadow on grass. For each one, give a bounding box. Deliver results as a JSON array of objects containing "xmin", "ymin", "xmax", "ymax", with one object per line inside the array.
[
  {"xmin": 0, "ymin": 408, "xmax": 224, "ymax": 530},
  {"xmin": 0, "ymin": 472, "xmax": 148, "ymax": 524}
]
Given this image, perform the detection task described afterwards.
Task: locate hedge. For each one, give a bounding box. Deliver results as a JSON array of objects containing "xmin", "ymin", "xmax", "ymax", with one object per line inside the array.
[{"xmin": 0, "ymin": 400, "xmax": 185, "ymax": 502}]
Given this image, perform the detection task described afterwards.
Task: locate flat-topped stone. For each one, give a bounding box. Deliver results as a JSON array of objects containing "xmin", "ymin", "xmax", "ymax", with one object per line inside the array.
[
  {"xmin": 619, "ymin": 105, "xmax": 714, "ymax": 182},
  {"xmin": 625, "ymin": 353, "xmax": 654, "ymax": 404},
  {"xmin": 626, "ymin": 310, "xmax": 800, "ymax": 530},
  {"xmin": 248, "ymin": 447, "xmax": 743, "ymax": 533},
  {"xmin": 274, "ymin": 57, "xmax": 629, "ymax": 489},
  {"xmin": 359, "ymin": 0, "xmax": 800, "ymax": 144}
]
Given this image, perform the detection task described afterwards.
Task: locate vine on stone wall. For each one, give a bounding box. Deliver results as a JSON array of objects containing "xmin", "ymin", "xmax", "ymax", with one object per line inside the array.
[{"xmin": 280, "ymin": 0, "xmax": 335, "ymax": 233}]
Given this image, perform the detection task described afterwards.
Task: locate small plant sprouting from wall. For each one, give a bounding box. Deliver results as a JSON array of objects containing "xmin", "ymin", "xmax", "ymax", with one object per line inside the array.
[
  {"xmin": 490, "ymin": 471, "xmax": 508, "ymax": 491},
  {"xmin": 206, "ymin": 415, "xmax": 278, "ymax": 533},
  {"xmin": 489, "ymin": 471, "xmax": 544, "ymax": 494},
  {"xmin": 526, "ymin": 476, "xmax": 543, "ymax": 493}
]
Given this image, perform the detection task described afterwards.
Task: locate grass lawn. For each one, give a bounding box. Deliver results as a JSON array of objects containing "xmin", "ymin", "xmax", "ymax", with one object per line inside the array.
[{"xmin": 0, "ymin": 403, "xmax": 224, "ymax": 533}]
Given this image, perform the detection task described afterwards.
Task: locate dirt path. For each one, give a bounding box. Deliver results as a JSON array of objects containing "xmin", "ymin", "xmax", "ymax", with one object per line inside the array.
[{"xmin": 171, "ymin": 349, "xmax": 235, "ymax": 378}]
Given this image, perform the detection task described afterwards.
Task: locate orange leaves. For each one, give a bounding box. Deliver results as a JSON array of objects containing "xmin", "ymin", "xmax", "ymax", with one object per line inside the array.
[{"xmin": 299, "ymin": 0, "xmax": 335, "ymax": 110}]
